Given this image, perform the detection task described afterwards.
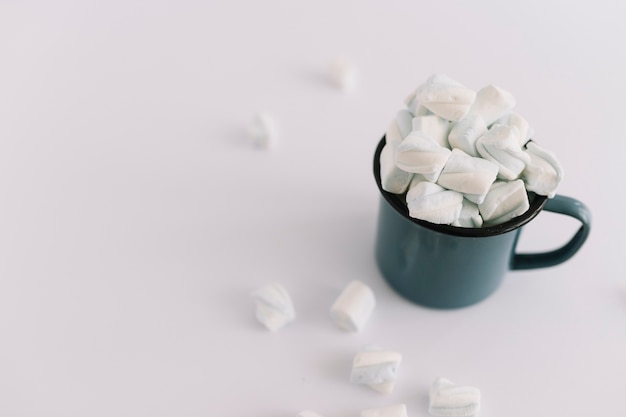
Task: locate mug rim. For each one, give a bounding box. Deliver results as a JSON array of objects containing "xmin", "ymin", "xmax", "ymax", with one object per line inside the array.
[{"xmin": 374, "ymin": 135, "xmax": 548, "ymax": 237}]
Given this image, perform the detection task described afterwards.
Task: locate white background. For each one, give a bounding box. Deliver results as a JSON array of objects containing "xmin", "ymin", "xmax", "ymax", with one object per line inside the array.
[{"xmin": 1, "ymin": 1, "xmax": 625, "ymax": 416}]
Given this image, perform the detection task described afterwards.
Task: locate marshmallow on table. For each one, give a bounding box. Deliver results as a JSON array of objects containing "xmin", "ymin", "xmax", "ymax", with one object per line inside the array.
[
  {"xmin": 329, "ymin": 56, "xmax": 358, "ymax": 92},
  {"xmin": 495, "ymin": 111, "xmax": 534, "ymax": 147},
  {"xmin": 297, "ymin": 411, "xmax": 324, "ymax": 417},
  {"xmin": 448, "ymin": 114, "xmax": 487, "ymax": 157},
  {"xmin": 250, "ymin": 283, "xmax": 295, "ymax": 332},
  {"xmin": 350, "ymin": 345, "xmax": 402, "ymax": 394},
  {"xmin": 429, "ymin": 377, "xmax": 481, "ymax": 417},
  {"xmin": 469, "ymin": 84, "xmax": 516, "ymax": 126},
  {"xmin": 247, "ymin": 112, "xmax": 278, "ymax": 149},
  {"xmin": 476, "ymin": 124, "xmax": 531, "ymax": 180},
  {"xmin": 406, "ymin": 181, "xmax": 464, "ymax": 225},
  {"xmin": 452, "ymin": 199, "xmax": 483, "ymax": 228},
  {"xmin": 395, "ymin": 131, "xmax": 452, "ymax": 181},
  {"xmin": 522, "ymin": 141, "xmax": 563, "ymax": 198},
  {"xmin": 361, "ymin": 404, "xmax": 407, "ymax": 417},
  {"xmin": 415, "ymin": 74, "xmax": 476, "ymax": 122},
  {"xmin": 412, "ymin": 114, "xmax": 451, "ymax": 148},
  {"xmin": 479, "ymin": 179, "xmax": 530, "ymax": 225},
  {"xmin": 330, "ymin": 280, "xmax": 376, "ymax": 332},
  {"xmin": 380, "ymin": 142, "xmax": 414, "ymax": 194},
  {"xmin": 436, "ymin": 148, "xmax": 499, "ymax": 205}
]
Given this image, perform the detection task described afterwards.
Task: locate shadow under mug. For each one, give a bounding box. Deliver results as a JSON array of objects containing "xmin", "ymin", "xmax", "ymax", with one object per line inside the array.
[{"xmin": 373, "ymin": 136, "xmax": 591, "ymax": 309}]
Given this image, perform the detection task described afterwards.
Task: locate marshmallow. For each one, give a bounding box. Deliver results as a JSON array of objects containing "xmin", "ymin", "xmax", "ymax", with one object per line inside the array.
[
  {"xmin": 385, "ymin": 118, "xmax": 404, "ymax": 146},
  {"xmin": 251, "ymin": 283, "xmax": 295, "ymax": 331},
  {"xmin": 297, "ymin": 411, "xmax": 324, "ymax": 417},
  {"xmin": 396, "ymin": 109, "xmax": 414, "ymax": 140},
  {"xmin": 436, "ymin": 148, "xmax": 499, "ymax": 204},
  {"xmin": 476, "ymin": 124, "xmax": 531, "ymax": 180},
  {"xmin": 395, "ymin": 131, "xmax": 452, "ymax": 181},
  {"xmin": 452, "ymin": 199, "xmax": 483, "ymax": 228},
  {"xmin": 495, "ymin": 111, "xmax": 534, "ymax": 147},
  {"xmin": 380, "ymin": 142, "xmax": 414, "ymax": 194},
  {"xmin": 412, "ymin": 114, "xmax": 451, "ymax": 148},
  {"xmin": 469, "ymin": 84, "xmax": 516, "ymax": 126},
  {"xmin": 247, "ymin": 112, "xmax": 278, "ymax": 149},
  {"xmin": 406, "ymin": 181, "xmax": 464, "ymax": 224},
  {"xmin": 522, "ymin": 141, "xmax": 563, "ymax": 198},
  {"xmin": 415, "ymin": 74, "xmax": 476, "ymax": 121},
  {"xmin": 329, "ymin": 56, "xmax": 358, "ymax": 92},
  {"xmin": 429, "ymin": 377, "xmax": 481, "ymax": 417},
  {"xmin": 361, "ymin": 404, "xmax": 407, "ymax": 417},
  {"xmin": 448, "ymin": 114, "xmax": 488, "ymax": 157},
  {"xmin": 350, "ymin": 345, "xmax": 402, "ymax": 394},
  {"xmin": 330, "ymin": 280, "xmax": 376, "ymax": 332},
  {"xmin": 479, "ymin": 180, "xmax": 530, "ymax": 225}
]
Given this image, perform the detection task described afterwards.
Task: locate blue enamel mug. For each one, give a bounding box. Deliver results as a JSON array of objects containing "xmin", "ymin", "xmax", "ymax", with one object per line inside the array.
[{"xmin": 373, "ymin": 136, "xmax": 591, "ymax": 309}]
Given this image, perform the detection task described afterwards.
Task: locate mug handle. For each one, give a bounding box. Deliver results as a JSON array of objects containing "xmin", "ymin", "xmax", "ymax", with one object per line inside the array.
[{"xmin": 512, "ymin": 195, "xmax": 591, "ymax": 270}]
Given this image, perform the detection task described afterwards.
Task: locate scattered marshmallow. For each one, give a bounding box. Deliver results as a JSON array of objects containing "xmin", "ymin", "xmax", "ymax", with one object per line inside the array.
[
  {"xmin": 476, "ymin": 124, "xmax": 531, "ymax": 180},
  {"xmin": 406, "ymin": 181, "xmax": 464, "ymax": 224},
  {"xmin": 395, "ymin": 131, "xmax": 451, "ymax": 181},
  {"xmin": 380, "ymin": 142, "xmax": 414, "ymax": 194},
  {"xmin": 451, "ymin": 199, "xmax": 483, "ymax": 228},
  {"xmin": 429, "ymin": 377, "xmax": 481, "ymax": 417},
  {"xmin": 361, "ymin": 403, "xmax": 408, "ymax": 417},
  {"xmin": 251, "ymin": 283, "xmax": 295, "ymax": 332},
  {"xmin": 297, "ymin": 411, "xmax": 324, "ymax": 417},
  {"xmin": 448, "ymin": 114, "xmax": 487, "ymax": 157},
  {"xmin": 329, "ymin": 56, "xmax": 358, "ymax": 92},
  {"xmin": 247, "ymin": 112, "xmax": 278, "ymax": 149},
  {"xmin": 350, "ymin": 345, "xmax": 402, "ymax": 394},
  {"xmin": 330, "ymin": 280, "xmax": 376, "ymax": 332},
  {"xmin": 469, "ymin": 84, "xmax": 516, "ymax": 126},
  {"xmin": 412, "ymin": 114, "xmax": 451, "ymax": 148},
  {"xmin": 436, "ymin": 148, "xmax": 499, "ymax": 204},
  {"xmin": 479, "ymin": 179, "xmax": 530, "ymax": 224},
  {"xmin": 522, "ymin": 141, "xmax": 563, "ymax": 198},
  {"xmin": 415, "ymin": 74, "xmax": 476, "ymax": 121}
]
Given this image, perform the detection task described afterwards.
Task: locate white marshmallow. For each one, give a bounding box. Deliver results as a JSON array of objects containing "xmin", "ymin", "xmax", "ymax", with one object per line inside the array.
[
  {"xmin": 479, "ymin": 180, "xmax": 530, "ymax": 225},
  {"xmin": 522, "ymin": 141, "xmax": 563, "ymax": 198},
  {"xmin": 495, "ymin": 111, "xmax": 534, "ymax": 146},
  {"xmin": 406, "ymin": 181, "xmax": 464, "ymax": 224},
  {"xmin": 396, "ymin": 109, "xmax": 414, "ymax": 140},
  {"xmin": 476, "ymin": 124, "xmax": 531, "ymax": 180},
  {"xmin": 415, "ymin": 74, "xmax": 476, "ymax": 121},
  {"xmin": 429, "ymin": 377, "xmax": 481, "ymax": 417},
  {"xmin": 436, "ymin": 148, "xmax": 499, "ymax": 204},
  {"xmin": 452, "ymin": 199, "xmax": 483, "ymax": 228},
  {"xmin": 247, "ymin": 112, "xmax": 278, "ymax": 149},
  {"xmin": 412, "ymin": 114, "xmax": 451, "ymax": 148},
  {"xmin": 330, "ymin": 280, "xmax": 376, "ymax": 332},
  {"xmin": 469, "ymin": 84, "xmax": 516, "ymax": 126},
  {"xmin": 329, "ymin": 56, "xmax": 358, "ymax": 92},
  {"xmin": 350, "ymin": 345, "xmax": 402, "ymax": 394},
  {"xmin": 395, "ymin": 131, "xmax": 452, "ymax": 181},
  {"xmin": 385, "ymin": 118, "xmax": 404, "ymax": 146},
  {"xmin": 297, "ymin": 411, "xmax": 324, "ymax": 417},
  {"xmin": 251, "ymin": 283, "xmax": 295, "ymax": 331},
  {"xmin": 361, "ymin": 404, "xmax": 407, "ymax": 417},
  {"xmin": 380, "ymin": 142, "xmax": 414, "ymax": 194},
  {"xmin": 448, "ymin": 114, "xmax": 487, "ymax": 157}
]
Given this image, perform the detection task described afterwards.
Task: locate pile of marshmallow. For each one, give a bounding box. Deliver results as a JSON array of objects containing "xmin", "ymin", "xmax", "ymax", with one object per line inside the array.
[
  {"xmin": 380, "ymin": 74, "xmax": 563, "ymax": 227},
  {"xmin": 252, "ymin": 282, "xmax": 481, "ymax": 417}
]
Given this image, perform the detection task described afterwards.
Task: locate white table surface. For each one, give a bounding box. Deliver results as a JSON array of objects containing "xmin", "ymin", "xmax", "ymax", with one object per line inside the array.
[{"xmin": 1, "ymin": 1, "xmax": 625, "ymax": 416}]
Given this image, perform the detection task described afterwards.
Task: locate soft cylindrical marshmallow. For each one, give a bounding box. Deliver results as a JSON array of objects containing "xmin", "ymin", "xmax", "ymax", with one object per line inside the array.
[
  {"xmin": 385, "ymin": 118, "xmax": 404, "ymax": 146},
  {"xmin": 329, "ymin": 56, "xmax": 358, "ymax": 92},
  {"xmin": 436, "ymin": 148, "xmax": 499, "ymax": 204},
  {"xmin": 415, "ymin": 74, "xmax": 477, "ymax": 121},
  {"xmin": 297, "ymin": 411, "xmax": 324, "ymax": 417},
  {"xmin": 429, "ymin": 377, "xmax": 481, "ymax": 417},
  {"xmin": 452, "ymin": 199, "xmax": 483, "ymax": 228},
  {"xmin": 251, "ymin": 283, "xmax": 295, "ymax": 332},
  {"xmin": 406, "ymin": 181, "xmax": 464, "ymax": 224},
  {"xmin": 448, "ymin": 114, "xmax": 487, "ymax": 157},
  {"xmin": 522, "ymin": 141, "xmax": 563, "ymax": 198},
  {"xmin": 395, "ymin": 109, "xmax": 414, "ymax": 140},
  {"xmin": 495, "ymin": 111, "xmax": 534, "ymax": 147},
  {"xmin": 412, "ymin": 114, "xmax": 451, "ymax": 148},
  {"xmin": 330, "ymin": 280, "xmax": 376, "ymax": 332},
  {"xmin": 476, "ymin": 124, "xmax": 531, "ymax": 180},
  {"xmin": 395, "ymin": 131, "xmax": 451, "ymax": 181},
  {"xmin": 479, "ymin": 180, "xmax": 530, "ymax": 224},
  {"xmin": 469, "ymin": 84, "xmax": 516, "ymax": 126},
  {"xmin": 350, "ymin": 345, "xmax": 402, "ymax": 394},
  {"xmin": 380, "ymin": 142, "xmax": 414, "ymax": 194},
  {"xmin": 247, "ymin": 112, "xmax": 278, "ymax": 149},
  {"xmin": 361, "ymin": 404, "xmax": 407, "ymax": 417}
]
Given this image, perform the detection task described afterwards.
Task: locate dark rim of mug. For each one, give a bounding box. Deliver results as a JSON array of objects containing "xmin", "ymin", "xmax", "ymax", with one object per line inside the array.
[{"xmin": 374, "ymin": 136, "xmax": 548, "ymax": 237}]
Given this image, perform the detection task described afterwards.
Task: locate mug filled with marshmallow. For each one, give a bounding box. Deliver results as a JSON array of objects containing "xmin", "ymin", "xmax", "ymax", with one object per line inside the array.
[{"xmin": 374, "ymin": 74, "xmax": 591, "ymax": 309}]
